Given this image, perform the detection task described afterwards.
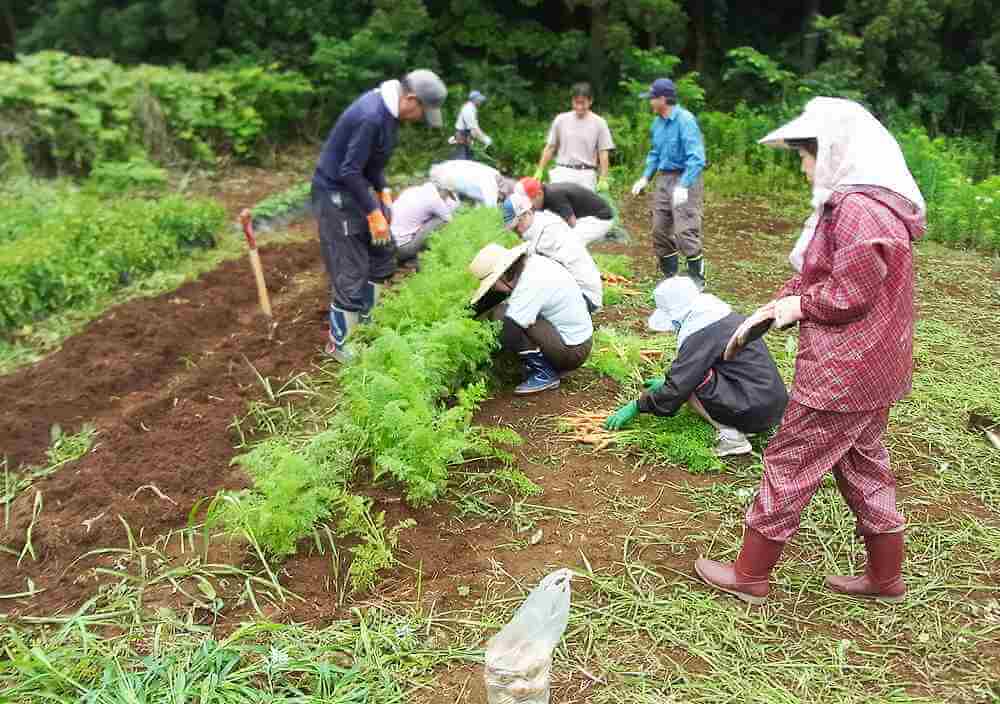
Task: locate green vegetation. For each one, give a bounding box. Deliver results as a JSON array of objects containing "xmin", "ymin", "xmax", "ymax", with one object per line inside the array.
[
  {"xmin": 0, "ymin": 51, "xmax": 312, "ymax": 172},
  {"xmin": 211, "ymin": 208, "xmax": 523, "ymax": 589},
  {"xmin": 0, "ymin": 178, "xmax": 225, "ymax": 334},
  {"xmin": 584, "ymin": 326, "xmax": 670, "ymax": 385},
  {"xmin": 251, "ymin": 181, "xmax": 311, "ymax": 224}
]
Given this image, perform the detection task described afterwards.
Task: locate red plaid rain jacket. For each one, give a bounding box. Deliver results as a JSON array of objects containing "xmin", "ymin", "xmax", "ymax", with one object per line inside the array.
[{"xmin": 777, "ymin": 186, "xmax": 926, "ymax": 412}]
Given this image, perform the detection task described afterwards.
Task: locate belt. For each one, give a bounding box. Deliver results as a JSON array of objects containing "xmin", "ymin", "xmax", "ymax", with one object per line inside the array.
[
  {"xmin": 556, "ymin": 162, "xmax": 596, "ymax": 171},
  {"xmin": 658, "ymin": 169, "xmax": 683, "ymax": 175}
]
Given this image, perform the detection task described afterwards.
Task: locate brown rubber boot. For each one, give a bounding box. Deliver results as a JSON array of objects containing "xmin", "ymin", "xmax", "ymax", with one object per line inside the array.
[
  {"xmin": 825, "ymin": 531, "xmax": 906, "ymax": 602},
  {"xmin": 695, "ymin": 527, "xmax": 784, "ymax": 605}
]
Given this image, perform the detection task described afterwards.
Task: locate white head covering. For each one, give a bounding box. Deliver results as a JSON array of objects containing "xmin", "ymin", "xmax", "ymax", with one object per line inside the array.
[
  {"xmin": 759, "ymin": 97, "xmax": 925, "ymax": 272},
  {"xmin": 647, "ymin": 277, "xmax": 731, "ymax": 348}
]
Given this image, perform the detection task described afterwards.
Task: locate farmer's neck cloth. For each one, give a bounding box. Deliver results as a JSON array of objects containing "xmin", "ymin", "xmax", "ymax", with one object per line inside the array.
[{"xmin": 380, "ymin": 80, "xmax": 401, "ymax": 119}]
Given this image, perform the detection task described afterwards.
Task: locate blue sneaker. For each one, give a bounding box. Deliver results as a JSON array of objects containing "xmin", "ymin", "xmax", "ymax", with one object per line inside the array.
[{"xmin": 514, "ymin": 350, "xmax": 560, "ymax": 395}]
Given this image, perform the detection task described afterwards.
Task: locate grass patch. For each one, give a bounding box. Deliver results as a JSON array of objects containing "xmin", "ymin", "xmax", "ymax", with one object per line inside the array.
[{"xmin": 584, "ymin": 326, "xmax": 674, "ymax": 385}]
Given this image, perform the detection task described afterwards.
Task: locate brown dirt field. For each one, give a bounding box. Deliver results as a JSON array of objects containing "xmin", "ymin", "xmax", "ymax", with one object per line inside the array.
[
  {"xmin": 3, "ymin": 174, "xmax": 997, "ymax": 701},
  {"xmin": 0, "ymin": 216, "xmax": 330, "ymax": 612}
]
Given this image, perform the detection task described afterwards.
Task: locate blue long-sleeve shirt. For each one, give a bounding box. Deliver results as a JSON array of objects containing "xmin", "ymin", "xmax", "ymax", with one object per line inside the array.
[
  {"xmin": 642, "ymin": 105, "xmax": 706, "ymax": 187},
  {"xmin": 312, "ymin": 89, "xmax": 399, "ymax": 214}
]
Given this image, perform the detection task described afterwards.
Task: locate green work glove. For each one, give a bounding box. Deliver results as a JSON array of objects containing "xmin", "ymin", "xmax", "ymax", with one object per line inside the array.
[
  {"xmin": 533, "ymin": 168, "xmax": 544, "ymax": 181},
  {"xmin": 643, "ymin": 377, "xmax": 665, "ymax": 393},
  {"xmin": 596, "ymin": 177, "xmax": 609, "ymax": 193},
  {"xmin": 604, "ymin": 401, "xmax": 639, "ymax": 430}
]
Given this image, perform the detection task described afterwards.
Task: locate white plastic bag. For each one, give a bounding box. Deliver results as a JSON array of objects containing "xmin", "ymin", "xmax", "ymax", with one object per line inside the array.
[
  {"xmin": 484, "ymin": 569, "xmax": 572, "ymax": 704},
  {"xmin": 429, "ymin": 160, "xmax": 501, "ymax": 207}
]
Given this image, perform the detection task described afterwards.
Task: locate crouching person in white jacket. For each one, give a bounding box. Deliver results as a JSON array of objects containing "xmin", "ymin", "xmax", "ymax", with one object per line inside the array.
[
  {"xmin": 501, "ymin": 192, "xmax": 603, "ymax": 313},
  {"xmin": 469, "ymin": 243, "xmax": 593, "ymax": 395}
]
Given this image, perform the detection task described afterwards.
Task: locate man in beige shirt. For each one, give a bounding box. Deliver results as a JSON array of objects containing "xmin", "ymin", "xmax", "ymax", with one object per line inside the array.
[{"xmin": 534, "ymin": 83, "xmax": 615, "ymax": 192}]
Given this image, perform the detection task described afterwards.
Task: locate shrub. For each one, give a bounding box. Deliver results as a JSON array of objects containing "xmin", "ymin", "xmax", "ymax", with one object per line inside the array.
[
  {"xmin": 0, "ymin": 51, "xmax": 314, "ymax": 172},
  {"xmin": 0, "ymin": 190, "xmax": 225, "ymax": 332}
]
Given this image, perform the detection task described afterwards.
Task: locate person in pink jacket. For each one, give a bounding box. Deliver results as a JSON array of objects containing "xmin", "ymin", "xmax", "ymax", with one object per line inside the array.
[{"xmin": 695, "ymin": 98, "xmax": 927, "ymax": 605}]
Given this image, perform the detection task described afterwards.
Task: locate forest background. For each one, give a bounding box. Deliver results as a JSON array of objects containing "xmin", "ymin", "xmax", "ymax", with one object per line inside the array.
[{"xmin": 2, "ymin": 0, "xmax": 999, "ymax": 248}]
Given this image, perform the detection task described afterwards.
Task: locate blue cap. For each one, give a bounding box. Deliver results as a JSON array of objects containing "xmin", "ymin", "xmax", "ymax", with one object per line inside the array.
[
  {"xmin": 639, "ymin": 78, "xmax": 676, "ymax": 100},
  {"xmin": 469, "ymin": 90, "xmax": 486, "ymax": 103}
]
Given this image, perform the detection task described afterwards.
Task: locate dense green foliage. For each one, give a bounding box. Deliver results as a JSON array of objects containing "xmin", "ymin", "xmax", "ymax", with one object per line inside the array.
[
  {"xmin": 0, "ymin": 51, "xmax": 311, "ymax": 172},
  {"xmin": 9, "ymin": 1, "xmax": 1000, "ymax": 144},
  {"xmin": 216, "ymin": 208, "xmax": 521, "ymax": 587},
  {"xmin": 0, "ymin": 179, "xmax": 224, "ymax": 333}
]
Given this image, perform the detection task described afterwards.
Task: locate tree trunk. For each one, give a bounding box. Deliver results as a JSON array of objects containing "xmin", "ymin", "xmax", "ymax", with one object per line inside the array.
[
  {"xmin": 0, "ymin": 0, "xmax": 15, "ymax": 61},
  {"xmin": 802, "ymin": 0, "xmax": 820, "ymax": 72},
  {"xmin": 588, "ymin": 0, "xmax": 609, "ymax": 93},
  {"xmin": 689, "ymin": 0, "xmax": 709, "ymax": 75}
]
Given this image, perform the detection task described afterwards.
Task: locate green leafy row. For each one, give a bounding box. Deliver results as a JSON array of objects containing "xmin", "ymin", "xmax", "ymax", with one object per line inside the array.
[
  {"xmin": 0, "ymin": 191, "xmax": 225, "ymax": 333},
  {"xmin": 251, "ymin": 181, "xmax": 311, "ymax": 223},
  {"xmin": 216, "ymin": 208, "xmax": 520, "ymax": 589}
]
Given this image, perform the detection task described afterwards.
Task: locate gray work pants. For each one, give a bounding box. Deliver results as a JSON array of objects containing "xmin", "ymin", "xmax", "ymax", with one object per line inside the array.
[{"xmin": 651, "ymin": 171, "xmax": 704, "ymax": 258}]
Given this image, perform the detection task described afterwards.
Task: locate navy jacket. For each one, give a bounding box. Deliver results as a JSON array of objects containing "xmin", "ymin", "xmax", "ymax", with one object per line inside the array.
[{"xmin": 312, "ymin": 89, "xmax": 399, "ymax": 214}]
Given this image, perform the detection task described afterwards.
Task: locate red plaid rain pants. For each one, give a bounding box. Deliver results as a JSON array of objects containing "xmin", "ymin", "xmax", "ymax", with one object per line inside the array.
[{"xmin": 746, "ymin": 400, "xmax": 905, "ymax": 543}]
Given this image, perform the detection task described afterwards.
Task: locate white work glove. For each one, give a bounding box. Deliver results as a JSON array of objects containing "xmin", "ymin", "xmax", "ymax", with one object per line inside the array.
[
  {"xmin": 672, "ymin": 186, "xmax": 689, "ymax": 207},
  {"xmin": 482, "ymin": 134, "xmax": 493, "ymax": 148},
  {"xmin": 773, "ymin": 296, "xmax": 804, "ymax": 328},
  {"xmin": 630, "ymin": 177, "xmax": 649, "ymax": 196},
  {"xmin": 447, "ymin": 135, "xmax": 457, "ymax": 145}
]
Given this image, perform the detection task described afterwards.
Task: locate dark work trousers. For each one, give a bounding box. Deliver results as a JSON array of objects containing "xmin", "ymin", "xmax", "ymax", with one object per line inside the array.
[
  {"xmin": 651, "ymin": 171, "xmax": 705, "ymax": 259},
  {"xmin": 498, "ymin": 307, "xmax": 593, "ymax": 372},
  {"xmin": 451, "ymin": 130, "xmax": 473, "ymax": 160},
  {"xmin": 312, "ymin": 185, "xmax": 396, "ymax": 312}
]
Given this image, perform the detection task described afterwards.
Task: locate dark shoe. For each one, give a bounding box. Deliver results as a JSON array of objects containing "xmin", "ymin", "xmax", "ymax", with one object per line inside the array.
[
  {"xmin": 695, "ymin": 527, "xmax": 784, "ymax": 605},
  {"xmin": 658, "ymin": 252, "xmax": 679, "ymax": 278},
  {"xmin": 514, "ymin": 350, "xmax": 560, "ymax": 395},
  {"xmin": 825, "ymin": 532, "xmax": 905, "ymax": 602},
  {"xmin": 686, "ymin": 255, "xmax": 706, "ymax": 291}
]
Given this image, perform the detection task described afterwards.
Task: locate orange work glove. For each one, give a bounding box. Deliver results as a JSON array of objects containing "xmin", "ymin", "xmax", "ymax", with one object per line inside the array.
[
  {"xmin": 367, "ymin": 209, "xmax": 390, "ymax": 246},
  {"xmin": 379, "ymin": 188, "xmax": 393, "ymax": 207}
]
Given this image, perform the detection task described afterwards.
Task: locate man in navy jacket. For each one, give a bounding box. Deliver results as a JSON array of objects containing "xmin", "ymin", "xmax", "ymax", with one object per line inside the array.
[{"xmin": 312, "ymin": 69, "xmax": 447, "ymax": 361}]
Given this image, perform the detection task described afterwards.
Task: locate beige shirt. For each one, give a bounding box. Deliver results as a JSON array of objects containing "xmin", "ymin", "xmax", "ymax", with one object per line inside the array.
[{"xmin": 546, "ymin": 111, "xmax": 615, "ymax": 168}]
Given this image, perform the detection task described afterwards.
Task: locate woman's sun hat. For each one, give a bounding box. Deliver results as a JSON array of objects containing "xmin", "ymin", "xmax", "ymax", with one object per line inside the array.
[{"xmin": 469, "ymin": 243, "xmax": 529, "ymax": 305}]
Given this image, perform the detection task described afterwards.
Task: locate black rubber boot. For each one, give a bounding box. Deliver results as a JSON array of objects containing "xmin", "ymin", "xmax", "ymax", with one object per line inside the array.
[
  {"xmin": 659, "ymin": 252, "xmax": 679, "ymax": 279},
  {"xmin": 687, "ymin": 255, "xmax": 706, "ymax": 291}
]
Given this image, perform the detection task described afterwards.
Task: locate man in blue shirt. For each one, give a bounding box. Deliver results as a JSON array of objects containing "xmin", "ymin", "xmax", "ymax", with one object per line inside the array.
[
  {"xmin": 630, "ymin": 78, "xmax": 708, "ymax": 289},
  {"xmin": 311, "ymin": 69, "xmax": 447, "ymax": 361}
]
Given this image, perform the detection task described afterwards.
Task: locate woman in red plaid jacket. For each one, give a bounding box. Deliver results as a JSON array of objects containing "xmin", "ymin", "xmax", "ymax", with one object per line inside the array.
[{"xmin": 695, "ymin": 98, "xmax": 927, "ymax": 605}]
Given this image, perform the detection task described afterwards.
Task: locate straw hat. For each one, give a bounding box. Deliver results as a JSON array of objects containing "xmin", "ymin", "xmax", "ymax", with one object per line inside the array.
[{"xmin": 468, "ymin": 243, "xmax": 529, "ymax": 305}]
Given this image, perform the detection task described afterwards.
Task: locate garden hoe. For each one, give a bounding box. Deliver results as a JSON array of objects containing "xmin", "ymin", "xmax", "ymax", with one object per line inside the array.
[{"xmin": 238, "ymin": 208, "xmax": 276, "ymax": 339}]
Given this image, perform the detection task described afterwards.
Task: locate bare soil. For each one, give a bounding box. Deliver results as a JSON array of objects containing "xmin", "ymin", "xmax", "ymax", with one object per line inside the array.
[{"xmin": 2, "ymin": 175, "xmax": 997, "ymax": 701}]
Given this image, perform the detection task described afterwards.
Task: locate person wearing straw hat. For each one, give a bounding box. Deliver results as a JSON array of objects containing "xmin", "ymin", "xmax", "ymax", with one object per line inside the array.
[
  {"xmin": 629, "ymin": 78, "xmax": 707, "ymax": 289},
  {"xmin": 501, "ymin": 192, "xmax": 603, "ymax": 312},
  {"xmin": 695, "ymin": 97, "xmax": 926, "ymax": 605},
  {"xmin": 603, "ymin": 277, "xmax": 787, "ymax": 457},
  {"xmin": 469, "ymin": 244, "xmax": 593, "ymax": 395},
  {"xmin": 451, "ymin": 90, "xmax": 492, "ymax": 161},
  {"xmin": 312, "ymin": 69, "xmax": 447, "ymax": 362}
]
